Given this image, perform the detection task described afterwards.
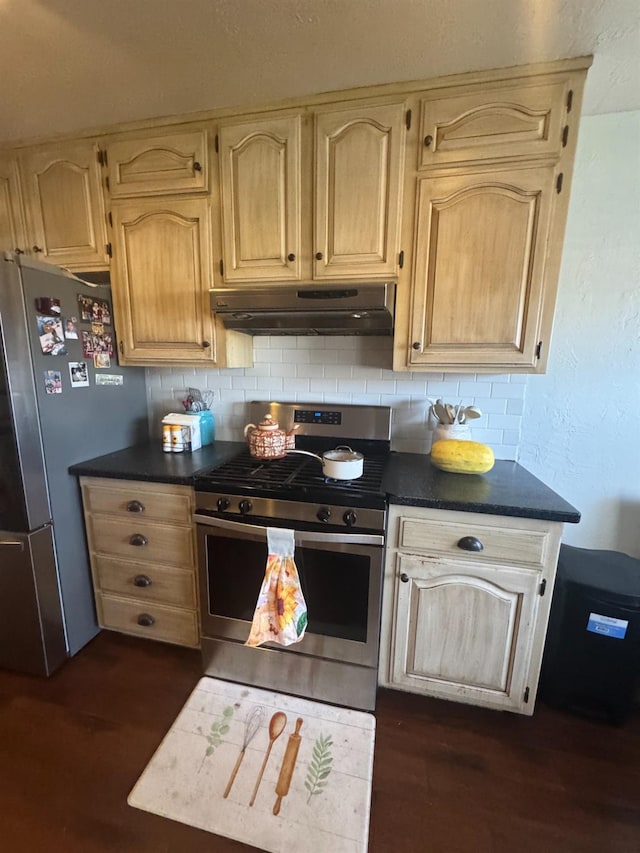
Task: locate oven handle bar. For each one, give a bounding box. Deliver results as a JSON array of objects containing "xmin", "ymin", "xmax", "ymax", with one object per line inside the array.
[{"xmin": 194, "ymin": 513, "xmax": 384, "ymax": 548}]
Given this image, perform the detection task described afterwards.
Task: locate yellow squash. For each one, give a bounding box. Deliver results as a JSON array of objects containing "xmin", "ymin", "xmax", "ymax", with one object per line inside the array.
[{"xmin": 430, "ymin": 439, "xmax": 495, "ymax": 474}]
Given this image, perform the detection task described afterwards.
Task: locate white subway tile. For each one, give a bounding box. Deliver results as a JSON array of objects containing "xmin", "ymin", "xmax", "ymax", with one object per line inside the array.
[
  {"xmin": 275, "ymin": 363, "xmax": 297, "ymax": 378},
  {"xmin": 506, "ymin": 398, "xmax": 525, "ymax": 415},
  {"xmin": 502, "ymin": 430, "xmax": 521, "ymax": 445},
  {"xmin": 325, "ymin": 364, "xmax": 353, "ymax": 379},
  {"xmin": 309, "ymin": 379, "xmax": 338, "ymax": 393},
  {"xmin": 494, "ymin": 445, "xmax": 518, "ymax": 460},
  {"xmin": 309, "ymin": 349, "xmax": 338, "ymax": 364},
  {"xmin": 491, "ymin": 383, "xmax": 526, "ymax": 399},
  {"xmin": 337, "ymin": 379, "xmax": 367, "ymax": 393},
  {"xmin": 231, "ymin": 376, "xmax": 258, "ymax": 390},
  {"xmin": 365, "ymin": 380, "xmax": 397, "ymax": 395},
  {"xmin": 425, "ymin": 381, "xmax": 460, "ymax": 398},
  {"xmin": 302, "ymin": 365, "xmax": 325, "ymax": 378},
  {"xmin": 488, "ymin": 413, "xmax": 522, "ymax": 430},
  {"xmin": 280, "ymin": 378, "xmax": 310, "ymax": 394},
  {"xmin": 471, "ymin": 396, "xmax": 507, "ymax": 414},
  {"xmin": 396, "ymin": 380, "xmax": 426, "ymax": 395}
]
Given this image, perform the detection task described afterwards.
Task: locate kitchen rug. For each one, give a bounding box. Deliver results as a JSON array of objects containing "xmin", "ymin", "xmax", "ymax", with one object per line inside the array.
[{"xmin": 128, "ymin": 677, "xmax": 375, "ymax": 852}]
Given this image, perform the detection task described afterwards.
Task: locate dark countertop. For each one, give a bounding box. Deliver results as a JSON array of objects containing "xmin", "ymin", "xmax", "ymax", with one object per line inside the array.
[
  {"xmin": 69, "ymin": 443, "xmax": 580, "ymax": 524},
  {"xmin": 68, "ymin": 441, "xmax": 246, "ymax": 485},
  {"xmin": 382, "ymin": 453, "xmax": 580, "ymax": 523}
]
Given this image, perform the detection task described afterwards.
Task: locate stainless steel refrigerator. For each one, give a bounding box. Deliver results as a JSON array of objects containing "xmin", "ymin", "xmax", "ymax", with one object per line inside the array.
[{"xmin": 0, "ymin": 252, "xmax": 149, "ymax": 676}]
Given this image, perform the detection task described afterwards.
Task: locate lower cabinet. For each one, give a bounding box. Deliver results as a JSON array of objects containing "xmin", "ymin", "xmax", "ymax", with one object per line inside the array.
[
  {"xmin": 379, "ymin": 505, "xmax": 563, "ymax": 714},
  {"xmin": 80, "ymin": 476, "xmax": 199, "ymax": 648}
]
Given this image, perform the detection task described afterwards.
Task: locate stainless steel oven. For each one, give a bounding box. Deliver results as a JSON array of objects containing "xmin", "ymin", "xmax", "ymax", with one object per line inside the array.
[{"xmin": 194, "ymin": 401, "xmax": 391, "ymax": 711}]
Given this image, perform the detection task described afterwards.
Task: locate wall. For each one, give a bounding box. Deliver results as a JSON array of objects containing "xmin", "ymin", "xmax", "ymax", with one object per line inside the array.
[
  {"xmin": 146, "ymin": 338, "xmax": 525, "ymax": 458},
  {"xmin": 519, "ymin": 111, "xmax": 640, "ymax": 556}
]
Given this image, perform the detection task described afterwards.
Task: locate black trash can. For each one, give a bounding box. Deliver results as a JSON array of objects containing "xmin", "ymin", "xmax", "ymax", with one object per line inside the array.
[{"xmin": 539, "ymin": 544, "xmax": 640, "ymax": 724}]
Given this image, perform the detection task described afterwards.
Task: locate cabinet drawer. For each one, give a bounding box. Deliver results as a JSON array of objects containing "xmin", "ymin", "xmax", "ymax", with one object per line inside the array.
[
  {"xmin": 92, "ymin": 555, "xmax": 196, "ymax": 608},
  {"xmin": 419, "ymin": 79, "xmax": 567, "ymax": 168},
  {"xmin": 81, "ymin": 477, "xmax": 193, "ymax": 524},
  {"xmin": 398, "ymin": 514, "xmax": 551, "ymax": 567},
  {"xmin": 86, "ymin": 515, "xmax": 194, "ymax": 568},
  {"xmin": 106, "ymin": 130, "xmax": 208, "ymax": 197},
  {"xmin": 97, "ymin": 593, "xmax": 199, "ymax": 647}
]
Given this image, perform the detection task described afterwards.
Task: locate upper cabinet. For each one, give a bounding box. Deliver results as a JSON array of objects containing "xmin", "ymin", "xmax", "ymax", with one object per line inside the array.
[
  {"xmin": 394, "ymin": 60, "xmax": 590, "ymax": 373},
  {"xmin": 105, "ymin": 129, "xmax": 209, "ymax": 198},
  {"xmin": 216, "ymin": 101, "xmax": 406, "ymax": 284},
  {"xmin": 314, "ymin": 102, "xmax": 405, "ymax": 280},
  {"xmin": 19, "ymin": 139, "xmax": 109, "ymax": 271},
  {"xmin": 218, "ymin": 115, "xmax": 303, "ymax": 282},
  {"xmin": 0, "ymin": 152, "xmax": 27, "ymax": 255},
  {"xmin": 418, "ymin": 79, "xmax": 568, "ymax": 168}
]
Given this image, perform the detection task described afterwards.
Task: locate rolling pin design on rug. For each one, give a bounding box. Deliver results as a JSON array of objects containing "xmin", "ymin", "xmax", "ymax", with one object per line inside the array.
[{"xmin": 273, "ymin": 717, "xmax": 303, "ymax": 815}]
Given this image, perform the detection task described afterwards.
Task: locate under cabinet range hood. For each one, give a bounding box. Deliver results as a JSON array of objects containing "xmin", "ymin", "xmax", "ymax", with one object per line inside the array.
[{"xmin": 211, "ymin": 283, "xmax": 396, "ymax": 336}]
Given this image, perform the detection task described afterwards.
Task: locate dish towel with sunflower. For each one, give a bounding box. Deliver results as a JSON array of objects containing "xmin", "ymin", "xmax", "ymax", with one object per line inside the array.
[{"xmin": 246, "ymin": 528, "xmax": 308, "ymax": 647}]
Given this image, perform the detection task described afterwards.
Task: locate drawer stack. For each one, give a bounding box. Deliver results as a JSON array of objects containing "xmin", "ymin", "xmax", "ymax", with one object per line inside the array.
[{"xmin": 80, "ymin": 476, "xmax": 199, "ymax": 647}]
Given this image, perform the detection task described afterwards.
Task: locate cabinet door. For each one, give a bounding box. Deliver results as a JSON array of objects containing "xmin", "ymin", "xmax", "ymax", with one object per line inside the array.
[
  {"xmin": 408, "ymin": 165, "xmax": 555, "ymax": 369},
  {"xmin": 0, "ymin": 153, "xmax": 27, "ymax": 254},
  {"xmin": 392, "ymin": 554, "xmax": 540, "ymax": 713},
  {"xmin": 218, "ymin": 115, "xmax": 302, "ymax": 282},
  {"xmin": 19, "ymin": 140, "xmax": 109, "ymax": 270},
  {"xmin": 314, "ymin": 103, "xmax": 405, "ymax": 279},
  {"xmin": 106, "ymin": 129, "xmax": 208, "ymax": 198},
  {"xmin": 110, "ymin": 197, "xmax": 215, "ymax": 363},
  {"xmin": 419, "ymin": 79, "xmax": 567, "ymax": 168}
]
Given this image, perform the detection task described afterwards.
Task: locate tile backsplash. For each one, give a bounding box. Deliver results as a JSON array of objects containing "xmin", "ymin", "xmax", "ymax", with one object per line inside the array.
[{"xmin": 146, "ymin": 337, "xmax": 525, "ymax": 459}]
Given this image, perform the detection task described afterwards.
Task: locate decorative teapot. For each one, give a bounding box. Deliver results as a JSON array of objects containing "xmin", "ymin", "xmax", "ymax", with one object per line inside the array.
[{"xmin": 243, "ymin": 414, "xmax": 298, "ymax": 460}]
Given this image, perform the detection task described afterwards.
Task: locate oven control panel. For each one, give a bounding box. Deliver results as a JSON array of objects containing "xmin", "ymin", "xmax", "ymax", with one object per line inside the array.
[
  {"xmin": 294, "ymin": 409, "xmax": 342, "ymax": 425},
  {"xmin": 194, "ymin": 492, "xmax": 386, "ymax": 533}
]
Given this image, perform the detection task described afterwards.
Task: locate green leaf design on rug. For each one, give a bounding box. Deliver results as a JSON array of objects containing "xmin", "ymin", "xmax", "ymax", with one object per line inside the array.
[
  {"xmin": 199, "ymin": 705, "xmax": 234, "ymax": 770},
  {"xmin": 304, "ymin": 733, "xmax": 333, "ymax": 803}
]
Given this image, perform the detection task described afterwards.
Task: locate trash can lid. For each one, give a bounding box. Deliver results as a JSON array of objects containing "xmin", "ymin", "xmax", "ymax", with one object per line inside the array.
[{"xmin": 558, "ymin": 544, "xmax": 640, "ymax": 604}]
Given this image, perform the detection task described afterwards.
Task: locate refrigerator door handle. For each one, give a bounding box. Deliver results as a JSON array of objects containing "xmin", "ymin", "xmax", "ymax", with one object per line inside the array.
[{"xmin": 0, "ymin": 538, "xmax": 25, "ymax": 550}]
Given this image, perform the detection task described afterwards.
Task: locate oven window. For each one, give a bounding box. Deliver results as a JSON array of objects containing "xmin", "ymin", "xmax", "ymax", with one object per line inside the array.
[{"xmin": 206, "ymin": 536, "xmax": 370, "ymax": 643}]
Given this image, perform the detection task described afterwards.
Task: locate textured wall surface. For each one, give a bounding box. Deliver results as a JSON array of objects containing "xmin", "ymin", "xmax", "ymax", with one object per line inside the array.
[
  {"xmin": 519, "ymin": 111, "xmax": 640, "ymax": 555},
  {"xmin": 1, "ymin": 0, "xmax": 638, "ymax": 144},
  {"xmin": 146, "ymin": 339, "xmax": 526, "ymax": 458}
]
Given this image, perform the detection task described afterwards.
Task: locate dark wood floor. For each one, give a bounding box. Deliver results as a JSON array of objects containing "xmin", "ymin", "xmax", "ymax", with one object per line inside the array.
[{"xmin": 1, "ymin": 632, "xmax": 639, "ymax": 853}]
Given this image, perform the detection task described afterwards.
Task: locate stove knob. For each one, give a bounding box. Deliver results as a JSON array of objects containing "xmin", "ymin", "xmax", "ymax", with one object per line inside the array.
[
  {"xmin": 317, "ymin": 506, "xmax": 332, "ymax": 523},
  {"xmin": 216, "ymin": 497, "xmax": 230, "ymax": 512},
  {"xmin": 239, "ymin": 499, "xmax": 253, "ymax": 515},
  {"xmin": 343, "ymin": 509, "xmax": 357, "ymax": 527}
]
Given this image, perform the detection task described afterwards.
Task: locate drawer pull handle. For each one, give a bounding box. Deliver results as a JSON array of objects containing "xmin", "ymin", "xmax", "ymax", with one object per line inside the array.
[
  {"xmin": 137, "ymin": 613, "xmax": 155, "ymax": 627},
  {"xmin": 133, "ymin": 574, "xmax": 152, "ymax": 588},
  {"xmin": 457, "ymin": 535, "xmax": 484, "ymax": 552},
  {"xmin": 400, "ymin": 573, "xmax": 410, "ymax": 583},
  {"xmin": 129, "ymin": 533, "xmax": 148, "ymax": 547},
  {"xmin": 126, "ymin": 500, "xmax": 145, "ymax": 513}
]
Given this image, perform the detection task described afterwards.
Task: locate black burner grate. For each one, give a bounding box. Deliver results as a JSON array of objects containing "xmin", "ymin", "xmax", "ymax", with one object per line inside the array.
[{"xmin": 195, "ymin": 448, "xmax": 388, "ymax": 502}]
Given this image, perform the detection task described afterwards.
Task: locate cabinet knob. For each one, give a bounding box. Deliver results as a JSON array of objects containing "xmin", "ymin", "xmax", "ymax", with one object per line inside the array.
[
  {"xmin": 400, "ymin": 573, "xmax": 410, "ymax": 583},
  {"xmin": 129, "ymin": 533, "xmax": 148, "ymax": 547},
  {"xmin": 424, "ymin": 135, "xmax": 433, "ymax": 147},
  {"xmin": 32, "ymin": 245, "xmax": 43, "ymax": 253},
  {"xmin": 137, "ymin": 613, "xmax": 155, "ymax": 627},
  {"xmin": 412, "ymin": 341, "xmax": 422, "ymax": 351},
  {"xmin": 14, "ymin": 247, "xmax": 24, "ymax": 254},
  {"xmin": 133, "ymin": 574, "xmax": 152, "ymax": 588},
  {"xmin": 457, "ymin": 535, "xmax": 484, "ymax": 552},
  {"xmin": 126, "ymin": 500, "xmax": 145, "ymax": 513},
  {"xmin": 193, "ymin": 161, "xmax": 202, "ymax": 172},
  {"xmin": 202, "ymin": 340, "xmax": 211, "ymax": 348},
  {"xmin": 287, "ymin": 253, "xmax": 296, "ymax": 262},
  {"xmin": 315, "ymin": 251, "xmax": 323, "ymax": 261}
]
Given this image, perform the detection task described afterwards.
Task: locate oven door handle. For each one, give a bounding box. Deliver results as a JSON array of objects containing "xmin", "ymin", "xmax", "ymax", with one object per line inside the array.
[{"xmin": 194, "ymin": 513, "xmax": 384, "ymax": 548}]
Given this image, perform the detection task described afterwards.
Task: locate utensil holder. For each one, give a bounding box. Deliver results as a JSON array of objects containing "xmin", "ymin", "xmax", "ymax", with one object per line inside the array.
[{"xmin": 431, "ymin": 423, "xmax": 472, "ymax": 445}]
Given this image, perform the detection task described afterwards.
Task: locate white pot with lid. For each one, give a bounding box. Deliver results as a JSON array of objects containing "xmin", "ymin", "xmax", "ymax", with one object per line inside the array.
[{"xmin": 289, "ymin": 445, "xmax": 364, "ymax": 480}]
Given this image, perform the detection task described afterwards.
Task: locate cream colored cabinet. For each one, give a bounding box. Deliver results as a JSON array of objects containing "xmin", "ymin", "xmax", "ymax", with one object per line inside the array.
[
  {"xmin": 110, "ymin": 196, "xmax": 250, "ymax": 366},
  {"xmin": 418, "ymin": 79, "xmax": 568, "ymax": 169},
  {"xmin": 379, "ymin": 505, "xmax": 563, "ymax": 715},
  {"xmin": 80, "ymin": 477, "xmax": 200, "ymax": 648},
  {"xmin": 217, "ymin": 101, "xmax": 406, "ymax": 283},
  {"xmin": 19, "ymin": 139, "xmax": 109, "ymax": 270},
  {"xmin": 407, "ymin": 164, "xmax": 556, "ymax": 369},
  {"xmin": 0, "ymin": 152, "xmax": 27, "ymax": 254},
  {"xmin": 106, "ymin": 129, "xmax": 209, "ymax": 198},
  {"xmin": 218, "ymin": 115, "xmax": 303, "ymax": 282},
  {"xmin": 395, "ymin": 60, "xmax": 590, "ymax": 373}
]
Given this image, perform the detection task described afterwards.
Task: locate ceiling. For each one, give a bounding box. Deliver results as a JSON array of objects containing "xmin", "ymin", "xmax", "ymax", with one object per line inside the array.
[{"xmin": 1, "ymin": 0, "xmax": 638, "ymax": 146}]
